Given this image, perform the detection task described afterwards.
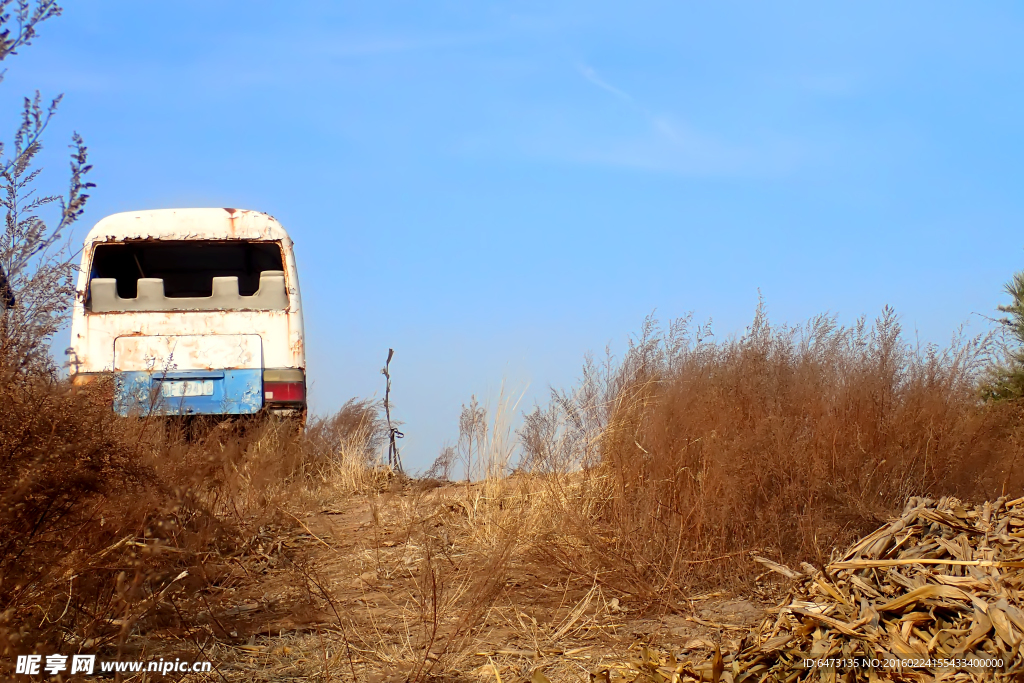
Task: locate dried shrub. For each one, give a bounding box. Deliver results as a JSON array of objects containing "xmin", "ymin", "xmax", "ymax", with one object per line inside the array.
[
  {"xmin": 0, "ymin": 371, "xmax": 212, "ymax": 659},
  {"xmin": 0, "ymin": 374, "xmax": 389, "ymax": 666},
  {"xmin": 527, "ymin": 305, "xmax": 1024, "ymax": 597},
  {"xmin": 301, "ymin": 398, "xmax": 388, "ymax": 490}
]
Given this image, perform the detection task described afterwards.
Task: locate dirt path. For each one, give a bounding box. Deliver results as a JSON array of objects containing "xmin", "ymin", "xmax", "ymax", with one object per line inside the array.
[{"xmin": 159, "ymin": 488, "xmax": 772, "ymax": 682}]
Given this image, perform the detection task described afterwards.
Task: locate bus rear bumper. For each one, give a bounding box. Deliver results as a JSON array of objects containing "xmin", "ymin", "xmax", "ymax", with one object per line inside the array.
[{"xmin": 113, "ymin": 368, "xmax": 263, "ymax": 416}]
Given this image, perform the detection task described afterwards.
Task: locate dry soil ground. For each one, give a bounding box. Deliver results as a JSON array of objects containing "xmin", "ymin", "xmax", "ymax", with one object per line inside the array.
[{"xmin": 132, "ymin": 484, "xmax": 779, "ymax": 683}]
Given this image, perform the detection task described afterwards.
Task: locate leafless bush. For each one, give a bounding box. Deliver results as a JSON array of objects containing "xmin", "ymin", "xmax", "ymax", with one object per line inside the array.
[{"xmin": 0, "ymin": 5, "xmax": 92, "ymax": 374}]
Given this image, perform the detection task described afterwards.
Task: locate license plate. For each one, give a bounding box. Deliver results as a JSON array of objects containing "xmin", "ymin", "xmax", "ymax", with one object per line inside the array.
[{"xmin": 160, "ymin": 379, "xmax": 214, "ymax": 397}]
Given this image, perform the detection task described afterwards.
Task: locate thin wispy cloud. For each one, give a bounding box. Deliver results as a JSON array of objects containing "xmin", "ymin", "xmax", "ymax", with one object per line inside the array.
[
  {"xmin": 577, "ymin": 63, "xmax": 634, "ymax": 103},
  {"xmin": 577, "ymin": 62, "xmax": 685, "ymax": 143},
  {"xmin": 490, "ymin": 61, "xmax": 811, "ymax": 177}
]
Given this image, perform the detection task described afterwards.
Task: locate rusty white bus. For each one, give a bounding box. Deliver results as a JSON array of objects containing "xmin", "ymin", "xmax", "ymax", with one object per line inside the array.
[{"xmin": 68, "ymin": 208, "xmax": 306, "ymax": 420}]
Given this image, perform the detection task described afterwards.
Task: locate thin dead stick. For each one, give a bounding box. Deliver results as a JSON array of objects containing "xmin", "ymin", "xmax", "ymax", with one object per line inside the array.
[
  {"xmin": 486, "ymin": 656, "xmax": 503, "ymax": 683},
  {"xmin": 830, "ymin": 558, "xmax": 1024, "ymax": 569},
  {"xmin": 475, "ymin": 649, "xmax": 577, "ymax": 657},
  {"xmin": 287, "ymin": 557, "xmax": 359, "ymax": 683},
  {"xmin": 317, "ymin": 625, "xmax": 334, "ymax": 683},
  {"xmin": 382, "ymin": 348, "xmax": 404, "ymax": 472},
  {"xmin": 675, "ymin": 550, "xmax": 751, "ymax": 565},
  {"xmin": 278, "ymin": 507, "xmax": 332, "ymax": 549},
  {"xmin": 687, "ymin": 591, "xmax": 728, "ymax": 602},
  {"xmin": 751, "ymin": 555, "xmax": 803, "ymax": 579},
  {"xmin": 168, "ymin": 596, "xmax": 232, "ymax": 683},
  {"xmin": 684, "ymin": 616, "xmax": 750, "ymax": 632},
  {"xmin": 551, "ymin": 581, "xmax": 598, "ymax": 642},
  {"xmin": 80, "ymin": 535, "xmax": 133, "ymax": 567}
]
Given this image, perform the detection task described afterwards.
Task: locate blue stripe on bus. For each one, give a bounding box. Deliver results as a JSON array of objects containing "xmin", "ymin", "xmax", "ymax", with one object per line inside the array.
[{"xmin": 113, "ymin": 368, "xmax": 263, "ymax": 416}]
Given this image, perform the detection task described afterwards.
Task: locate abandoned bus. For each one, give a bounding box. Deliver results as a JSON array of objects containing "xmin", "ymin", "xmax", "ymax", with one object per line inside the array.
[{"xmin": 68, "ymin": 208, "xmax": 306, "ymax": 419}]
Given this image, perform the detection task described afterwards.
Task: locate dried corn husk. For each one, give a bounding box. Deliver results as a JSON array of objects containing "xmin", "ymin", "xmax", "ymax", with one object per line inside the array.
[{"xmin": 682, "ymin": 495, "xmax": 1024, "ymax": 681}]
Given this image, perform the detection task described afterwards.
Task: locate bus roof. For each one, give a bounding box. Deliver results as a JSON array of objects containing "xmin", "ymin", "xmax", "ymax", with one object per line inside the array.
[{"xmin": 84, "ymin": 208, "xmax": 291, "ymax": 246}]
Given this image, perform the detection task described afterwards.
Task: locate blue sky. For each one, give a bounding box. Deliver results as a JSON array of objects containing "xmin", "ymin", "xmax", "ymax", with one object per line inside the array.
[{"xmin": 6, "ymin": 1, "xmax": 1024, "ymax": 469}]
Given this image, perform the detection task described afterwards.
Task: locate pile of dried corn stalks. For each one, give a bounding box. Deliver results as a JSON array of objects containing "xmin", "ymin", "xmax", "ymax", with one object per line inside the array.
[{"xmin": 674, "ymin": 495, "xmax": 1024, "ymax": 682}]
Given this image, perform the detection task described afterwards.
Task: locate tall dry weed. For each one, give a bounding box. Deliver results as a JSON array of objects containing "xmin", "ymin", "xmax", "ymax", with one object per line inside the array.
[{"xmin": 523, "ymin": 305, "xmax": 1024, "ymax": 597}]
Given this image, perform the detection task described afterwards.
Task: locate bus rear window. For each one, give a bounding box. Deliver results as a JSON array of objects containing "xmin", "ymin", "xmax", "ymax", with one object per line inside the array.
[
  {"xmin": 87, "ymin": 240, "xmax": 289, "ymax": 313},
  {"xmin": 91, "ymin": 240, "xmax": 284, "ymax": 298}
]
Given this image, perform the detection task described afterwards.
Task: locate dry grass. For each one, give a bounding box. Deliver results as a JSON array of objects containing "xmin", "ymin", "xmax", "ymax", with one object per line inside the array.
[
  {"xmin": 0, "ymin": 358, "xmax": 391, "ymax": 674},
  {"xmin": 3, "ymin": 302, "xmax": 1024, "ymax": 680},
  {"xmin": 519, "ymin": 306, "xmax": 1024, "ymax": 600}
]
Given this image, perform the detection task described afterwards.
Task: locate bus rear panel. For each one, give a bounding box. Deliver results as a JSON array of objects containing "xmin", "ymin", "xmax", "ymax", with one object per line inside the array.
[{"xmin": 69, "ymin": 208, "xmax": 306, "ymax": 419}]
